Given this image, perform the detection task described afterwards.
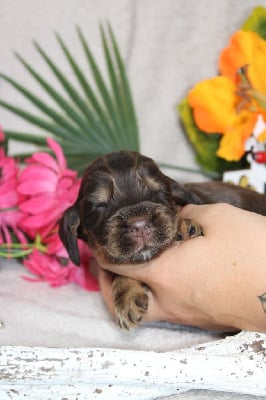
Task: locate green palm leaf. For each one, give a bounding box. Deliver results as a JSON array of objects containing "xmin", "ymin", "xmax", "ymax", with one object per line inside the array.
[
  {"xmin": 0, "ymin": 23, "xmax": 140, "ymax": 173},
  {"xmin": 107, "ymin": 23, "xmax": 139, "ymax": 150},
  {"xmin": 14, "ymin": 52, "xmax": 107, "ymax": 147}
]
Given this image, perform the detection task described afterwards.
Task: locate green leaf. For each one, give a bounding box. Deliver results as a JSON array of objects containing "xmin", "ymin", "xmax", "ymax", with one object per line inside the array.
[
  {"xmin": 14, "ymin": 52, "xmax": 107, "ymax": 147},
  {"xmin": 0, "ymin": 73, "xmax": 86, "ymax": 142},
  {"xmin": 0, "ymin": 23, "xmax": 140, "ymax": 173},
  {"xmin": 107, "ymin": 23, "xmax": 139, "ymax": 150},
  {"xmin": 77, "ymin": 27, "xmax": 124, "ymax": 147},
  {"xmin": 3, "ymin": 130, "xmax": 47, "ymax": 146},
  {"xmin": 99, "ymin": 24, "xmax": 128, "ymax": 147},
  {"xmin": 178, "ymin": 98, "xmax": 246, "ymax": 175},
  {"xmin": 242, "ymin": 6, "xmax": 266, "ymax": 39},
  {"xmin": 54, "ymin": 33, "xmax": 116, "ymax": 147},
  {"xmin": 33, "ymin": 42, "xmax": 109, "ymax": 137},
  {"xmin": 0, "ymin": 100, "xmax": 74, "ymax": 140}
]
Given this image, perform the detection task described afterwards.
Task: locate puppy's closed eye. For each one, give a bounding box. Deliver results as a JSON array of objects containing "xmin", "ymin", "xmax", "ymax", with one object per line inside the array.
[{"xmin": 95, "ymin": 202, "xmax": 108, "ymax": 210}]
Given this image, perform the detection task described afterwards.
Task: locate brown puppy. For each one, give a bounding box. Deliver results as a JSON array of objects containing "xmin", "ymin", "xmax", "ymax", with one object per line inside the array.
[{"xmin": 59, "ymin": 150, "xmax": 266, "ymax": 329}]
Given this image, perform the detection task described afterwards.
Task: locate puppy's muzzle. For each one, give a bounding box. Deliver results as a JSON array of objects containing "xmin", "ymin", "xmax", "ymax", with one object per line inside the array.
[
  {"xmin": 118, "ymin": 201, "xmax": 157, "ymax": 248},
  {"xmin": 127, "ymin": 216, "xmax": 154, "ymax": 246},
  {"xmin": 103, "ymin": 201, "xmax": 178, "ymax": 264}
]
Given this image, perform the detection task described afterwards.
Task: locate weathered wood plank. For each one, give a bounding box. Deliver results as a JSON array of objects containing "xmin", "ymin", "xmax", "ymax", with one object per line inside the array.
[{"xmin": 0, "ymin": 331, "xmax": 265, "ymax": 399}]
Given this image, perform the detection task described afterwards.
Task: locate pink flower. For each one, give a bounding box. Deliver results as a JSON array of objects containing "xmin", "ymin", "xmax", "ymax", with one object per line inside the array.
[
  {"xmin": 18, "ymin": 138, "xmax": 81, "ymax": 239},
  {"xmin": 43, "ymin": 226, "xmax": 94, "ymax": 260},
  {"xmin": 23, "ymin": 228, "xmax": 98, "ymax": 290},
  {"xmin": 23, "ymin": 248, "xmax": 99, "ymax": 291},
  {"xmin": 0, "ymin": 128, "xmax": 27, "ymax": 244},
  {"xmin": 0, "ymin": 131, "xmax": 97, "ymax": 291}
]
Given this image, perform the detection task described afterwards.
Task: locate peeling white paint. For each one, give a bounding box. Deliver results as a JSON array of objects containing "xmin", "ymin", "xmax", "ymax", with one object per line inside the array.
[{"xmin": 0, "ymin": 331, "xmax": 265, "ymax": 399}]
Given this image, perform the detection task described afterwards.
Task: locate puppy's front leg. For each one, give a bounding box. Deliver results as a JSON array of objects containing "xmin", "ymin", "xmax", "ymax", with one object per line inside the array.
[{"xmin": 112, "ymin": 276, "xmax": 149, "ymax": 330}]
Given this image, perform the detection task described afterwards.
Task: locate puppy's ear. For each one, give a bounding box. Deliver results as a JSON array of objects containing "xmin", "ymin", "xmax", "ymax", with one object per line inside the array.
[
  {"xmin": 59, "ymin": 206, "xmax": 81, "ymax": 266},
  {"xmin": 167, "ymin": 178, "xmax": 203, "ymax": 205}
]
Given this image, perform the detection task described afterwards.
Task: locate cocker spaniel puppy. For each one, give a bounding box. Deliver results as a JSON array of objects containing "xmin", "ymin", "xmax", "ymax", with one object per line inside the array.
[{"xmin": 59, "ymin": 150, "xmax": 266, "ymax": 329}]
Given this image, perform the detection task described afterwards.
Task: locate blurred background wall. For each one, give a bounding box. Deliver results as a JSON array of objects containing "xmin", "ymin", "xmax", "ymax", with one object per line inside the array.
[{"xmin": 0, "ymin": 0, "xmax": 263, "ymax": 181}]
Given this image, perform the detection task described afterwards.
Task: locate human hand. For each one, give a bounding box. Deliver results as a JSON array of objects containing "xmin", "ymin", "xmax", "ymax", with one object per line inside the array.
[{"xmin": 97, "ymin": 203, "xmax": 266, "ymax": 332}]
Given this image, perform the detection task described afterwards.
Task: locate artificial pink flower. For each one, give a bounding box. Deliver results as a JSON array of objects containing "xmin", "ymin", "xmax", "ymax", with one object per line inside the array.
[
  {"xmin": 23, "ymin": 226, "xmax": 98, "ymax": 290},
  {"xmin": 22, "ymin": 213, "xmax": 98, "ymax": 290},
  {"xmin": 0, "ymin": 128, "xmax": 4, "ymax": 142},
  {"xmin": 0, "ymin": 128, "xmax": 27, "ymax": 244},
  {"xmin": 23, "ymin": 248, "xmax": 99, "ymax": 291},
  {"xmin": 43, "ymin": 228, "xmax": 92, "ymax": 258},
  {"xmin": 0, "ymin": 131, "xmax": 97, "ymax": 292},
  {"xmin": 18, "ymin": 138, "xmax": 81, "ymax": 239}
]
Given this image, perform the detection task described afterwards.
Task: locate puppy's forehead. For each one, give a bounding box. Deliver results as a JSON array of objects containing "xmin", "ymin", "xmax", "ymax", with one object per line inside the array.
[
  {"xmin": 104, "ymin": 151, "xmax": 163, "ymax": 189},
  {"xmin": 104, "ymin": 151, "xmax": 161, "ymax": 178},
  {"xmin": 85, "ymin": 150, "xmax": 165, "ymax": 199}
]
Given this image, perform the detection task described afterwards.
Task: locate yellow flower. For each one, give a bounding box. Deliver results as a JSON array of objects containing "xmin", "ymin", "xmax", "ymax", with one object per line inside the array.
[{"xmin": 188, "ymin": 30, "xmax": 266, "ymax": 161}]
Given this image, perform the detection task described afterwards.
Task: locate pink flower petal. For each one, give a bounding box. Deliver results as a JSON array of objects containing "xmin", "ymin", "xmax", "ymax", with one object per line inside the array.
[
  {"xmin": 20, "ymin": 208, "xmax": 59, "ymax": 230},
  {"xmin": 0, "ymin": 190, "xmax": 18, "ymax": 208},
  {"xmin": 22, "ymin": 276, "xmax": 43, "ymax": 283},
  {"xmin": 22, "ymin": 244, "xmax": 98, "ymax": 291},
  {"xmin": 23, "ymin": 250, "xmax": 71, "ymax": 286},
  {"xmin": 27, "ymin": 152, "xmax": 59, "ymax": 172},
  {"xmin": 18, "ymin": 167, "xmax": 57, "ymax": 194},
  {"xmin": 0, "ymin": 127, "xmax": 5, "ymax": 142},
  {"xmin": 12, "ymin": 226, "xmax": 28, "ymax": 244},
  {"xmin": 19, "ymin": 164, "xmax": 56, "ymax": 180},
  {"xmin": 70, "ymin": 264, "xmax": 99, "ymax": 291},
  {"xmin": 47, "ymin": 138, "xmax": 66, "ymax": 170},
  {"xmin": 0, "ymin": 158, "xmax": 18, "ymax": 179},
  {"xmin": 19, "ymin": 194, "xmax": 54, "ymax": 213},
  {"xmin": 1, "ymin": 224, "xmax": 12, "ymax": 244}
]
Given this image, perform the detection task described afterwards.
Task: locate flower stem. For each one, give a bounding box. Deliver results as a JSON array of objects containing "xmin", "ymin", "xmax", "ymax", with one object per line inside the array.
[
  {"xmin": 0, "ymin": 249, "xmax": 33, "ymax": 258},
  {"xmin": 249, "ymin": 89, "xmax": 266, "ymax": 111},
  {"xmin": 34, "ymin": 234, "xmax": 47, "ymax": 253},
  {"xmin": 0, "ymin": 235, "xmax": 47, "ymax": 259}
]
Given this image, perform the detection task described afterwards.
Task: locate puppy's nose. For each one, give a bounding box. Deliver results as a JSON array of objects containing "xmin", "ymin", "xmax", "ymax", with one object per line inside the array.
[{"xmin": 128, "ymin": 218, "xmax": 153, "ymax": 242}]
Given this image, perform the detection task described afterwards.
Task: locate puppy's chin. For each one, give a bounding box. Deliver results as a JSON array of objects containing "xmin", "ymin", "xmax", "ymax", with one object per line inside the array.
[
  {"xmin": 94, "ymin": 234, "xmax": 175, "ymax": 264},
  {"xmin": 102, "ymin": 244, "xmax": 162, "ymax": 264}
]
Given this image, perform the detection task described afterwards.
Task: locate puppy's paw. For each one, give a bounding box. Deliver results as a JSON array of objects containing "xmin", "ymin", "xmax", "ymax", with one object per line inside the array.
[
  {"xmin": 177, "ymin": 218, "xmax": 203, "ymax": 241},
  {"xmin": 112, "ymin": 276, "xmax": 149, "ymax": 330}
]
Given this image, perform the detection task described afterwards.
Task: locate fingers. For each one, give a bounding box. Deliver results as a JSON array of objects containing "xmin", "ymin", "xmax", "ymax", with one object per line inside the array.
[{"xmin": 97, "ymin": 256, "xmax": 155, "ymax": 283}]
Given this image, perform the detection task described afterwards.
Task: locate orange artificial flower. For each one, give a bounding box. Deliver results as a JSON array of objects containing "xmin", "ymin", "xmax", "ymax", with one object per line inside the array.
[{"xmin": 188, "ymin": 30, "xmax": 266, "ymax": 161}]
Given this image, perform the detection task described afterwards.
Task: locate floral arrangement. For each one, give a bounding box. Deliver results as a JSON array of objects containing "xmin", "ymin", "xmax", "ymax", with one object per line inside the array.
[
  {"xmin": 179, "ymin": 6, "xmax": 266, "ymax": 176},
  {"xmin": 0, "ymin": 129, "xmax": 98, "ymax": 291},
  {"xmin": 0, "ymin": 24, "xmax": 137, "ymax": 291},
  {"xmin": 1, "ymin": 10, "xmax": 266, "ymax": 290}
]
